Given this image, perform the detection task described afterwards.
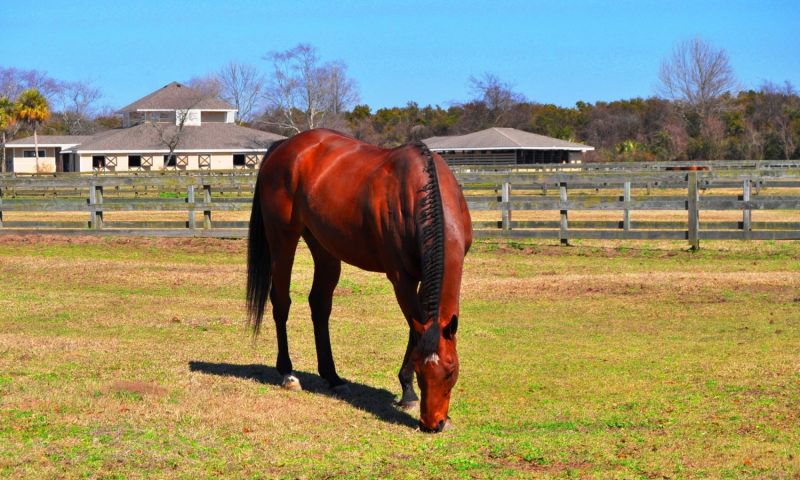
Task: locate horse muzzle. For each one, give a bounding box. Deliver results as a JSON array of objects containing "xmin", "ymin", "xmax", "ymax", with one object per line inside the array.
[{"xmin": 419, "ymin": 417, "xmax": 453, "ymax": 433}]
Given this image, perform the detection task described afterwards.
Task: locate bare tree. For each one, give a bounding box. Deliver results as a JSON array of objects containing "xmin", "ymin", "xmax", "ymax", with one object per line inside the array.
[
  {"xmin": 56, "ymin": 80, "xmax": 103, "ymax": 134},
  {"xmin": 0, "ymin": 67, "xmax": 62, "ymax": 106},
  {"xmin": 325, "ymin": 60, "xmax": 359, "ymax": 116},
  {"xmin": 186, "ymin": 74, "xmax": 224, "ymax": 100},
  {"xmin": 657, "ymin": 37, "xmax": 737, "ymax": 118},
  {"xmin": 150, "ymin": 108, "xmax": 193, "ymax": 170},
  {"xmin": 217, "ymin": 62, "xmax": 265, "ymax": 124},
  {"xmin": 465, "ymin": 73, "xmax": 526, "ymax": 127},
  {"xmin": 262, "ymin": 44, "xmax": 359, "ymax": 134}
]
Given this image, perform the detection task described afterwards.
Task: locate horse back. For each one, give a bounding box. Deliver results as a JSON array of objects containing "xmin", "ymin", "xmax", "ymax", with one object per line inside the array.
[{"xmin": 257, "ymin": 129, "xmax": 470, "ymax": 275}]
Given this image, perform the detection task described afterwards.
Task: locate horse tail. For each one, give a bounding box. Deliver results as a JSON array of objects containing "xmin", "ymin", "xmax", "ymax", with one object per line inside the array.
[
  {"xmin": 246, "ymin": 139, "xmax": 284, "ymax": 336},
  {"xmin": 415, "ymin": 142, "xmax": 446, "ymax": 354}
]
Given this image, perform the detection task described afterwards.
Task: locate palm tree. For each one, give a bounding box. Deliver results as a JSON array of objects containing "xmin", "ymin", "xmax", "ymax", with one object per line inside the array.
[
  {"xmin": 15, "ymin": 89, "xmax": 50, "ymax": 172},
  {"xmin": 0, "ymin": 96, "xmax": 16, "ymax": 173}
]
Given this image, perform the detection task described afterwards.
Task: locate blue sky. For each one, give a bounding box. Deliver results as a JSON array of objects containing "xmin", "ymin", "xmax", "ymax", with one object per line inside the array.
[{"xmin": 1, "ymin": 0, "xmax": 798, "ymax": 112}]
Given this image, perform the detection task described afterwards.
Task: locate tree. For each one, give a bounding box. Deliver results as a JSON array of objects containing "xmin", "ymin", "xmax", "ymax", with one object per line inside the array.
[
  {"xmin": 657, "ymin": 38, "xmax": 737, "ymax": 159},
  {"xmin": 0, "ymin": 96, "xmax": 16, "ymax": 173},
  {"xmin": 756, "ymin": 81, "xmax": 799, "ymax": 160},
  {"xmin": 15, "ymin": 88, "xmax": 50, "ymax": 172},
  {"xmin": 217, "ymin": 62, "xmax": 265, "ymax": 124},
  {"xmin": 0, "ymin": 67, "xmax": 61, "ymax": 104},
  {"xmin": 467, "ymin": 73, "xmax": 526, "ymax": 127},
  {"xmin": 186, "ymin": 74, "xmax": 223, "ymax": 99},
  {"xmin": 56, "ymin": 80, "xmax": 103, "ymax": 134},
  {"xmin": 150, "ymin": 107, "xmax": 193, "ymax": 171},
  {"xmin": 262, "ymin": 44, "xmax": 359, "ymax": 134},
  {"xmin": 658, "ymin": 37, "xmax": 737, "ymax": 119}
]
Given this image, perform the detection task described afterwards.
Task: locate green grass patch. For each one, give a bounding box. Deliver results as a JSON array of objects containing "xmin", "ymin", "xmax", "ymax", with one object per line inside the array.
[{"xmin": 0, "ymin": 236, "xmax": 798, "ymax": 478}]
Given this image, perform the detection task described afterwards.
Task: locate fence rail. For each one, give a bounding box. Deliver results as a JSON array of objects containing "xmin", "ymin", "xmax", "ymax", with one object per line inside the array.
[{"xmin": 1, "ymin": 163, "xmax": 799, "ymax": 248}]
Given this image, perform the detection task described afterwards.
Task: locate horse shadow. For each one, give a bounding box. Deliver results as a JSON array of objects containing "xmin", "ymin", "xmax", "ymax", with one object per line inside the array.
[{"xmin": 188, "ymin": 361, "xmax": 417, "ymax": 428}]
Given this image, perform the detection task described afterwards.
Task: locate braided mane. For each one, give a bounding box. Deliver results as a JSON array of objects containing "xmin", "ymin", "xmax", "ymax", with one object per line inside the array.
[{"xmin": 415, "ymin": 142, "xmax": 446, "ymax": 355}]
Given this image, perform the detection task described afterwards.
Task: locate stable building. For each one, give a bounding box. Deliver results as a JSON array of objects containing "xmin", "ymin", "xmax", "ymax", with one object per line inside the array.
[
  {"xmin": 423, "ymin": 127, "xmax": 593, "ymax": 166},
  {"xmin": 4, "ymin": 82, "xmax": 284, "ymax": 174}
]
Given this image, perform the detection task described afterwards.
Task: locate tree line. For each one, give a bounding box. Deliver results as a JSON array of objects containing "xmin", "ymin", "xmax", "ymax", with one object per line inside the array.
[{"xmin": 2, "ymin": 37, "xmax": 799, "ymax": 171}]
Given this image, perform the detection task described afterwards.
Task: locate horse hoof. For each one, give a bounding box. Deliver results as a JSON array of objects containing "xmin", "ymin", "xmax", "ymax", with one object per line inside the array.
[
  {"xmin": 331, "ymin": 383, "xmax": 351, "ymax": 396},
  {"xmin": 281, "ymin": 374, "xmax": 302, "ymax": 391},
  {"xmin": 397, "ymin": 400, "xmax": 419, "ymax": 411}
]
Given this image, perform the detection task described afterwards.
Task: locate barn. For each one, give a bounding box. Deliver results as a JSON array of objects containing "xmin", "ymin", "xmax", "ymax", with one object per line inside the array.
[
  {"xmin": 423, "ymin": 127, "xmax": 594, "ymax": 166},
  {"xmin": 3, "ymin": 82, "xmax": 284, "ymax": 174}
]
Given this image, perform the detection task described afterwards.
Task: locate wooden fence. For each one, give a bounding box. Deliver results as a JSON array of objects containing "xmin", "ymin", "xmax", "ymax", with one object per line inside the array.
[{"xmin": 1, "ymin": 163, "xmax": 798, "ymax": 248}]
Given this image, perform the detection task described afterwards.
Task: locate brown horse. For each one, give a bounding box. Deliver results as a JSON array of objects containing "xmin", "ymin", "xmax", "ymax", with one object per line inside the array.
[{"xmin": 246, "ymin": 129, "xmax": 472, "ymax": 432}]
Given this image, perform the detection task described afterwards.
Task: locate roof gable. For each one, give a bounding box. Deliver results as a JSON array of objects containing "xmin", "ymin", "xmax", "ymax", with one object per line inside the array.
[{"xmin": 117, "ymin": 82, "xmax": 234, "ymax": 112}]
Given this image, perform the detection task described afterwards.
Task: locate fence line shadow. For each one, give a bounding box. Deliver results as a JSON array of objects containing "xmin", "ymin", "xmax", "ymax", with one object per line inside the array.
[{"xmin": 188, "ymin": 361, "xmax": 417, "ymax": 428}]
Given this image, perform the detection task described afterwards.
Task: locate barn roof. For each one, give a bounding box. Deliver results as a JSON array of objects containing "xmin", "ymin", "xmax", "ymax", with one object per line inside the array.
[
  {"xmin": 5, "ymin": 135, "xmax": 94, "ymax": 147},
  {"xmin": 424, "ymin": 127, "xmax": 593, "ymax": 151},
  {"xmin": 117, "ymin": 82, "xmax": 234, "ymax": 112},
  {"xmin": 62, "ymin": 123, "xmax": 284, "ymax": 153}
]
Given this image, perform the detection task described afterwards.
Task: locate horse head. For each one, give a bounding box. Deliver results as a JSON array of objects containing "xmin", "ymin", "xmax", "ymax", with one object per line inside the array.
[{"xmin": 413, "ymin": 314, "xmax": 459, "ymax": 432}]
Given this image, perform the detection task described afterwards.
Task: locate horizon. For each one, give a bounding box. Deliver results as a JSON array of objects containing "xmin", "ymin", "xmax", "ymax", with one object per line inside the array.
[{"xmin": 1, "ymin": 0, "xmax": 798, "ymax": 112}]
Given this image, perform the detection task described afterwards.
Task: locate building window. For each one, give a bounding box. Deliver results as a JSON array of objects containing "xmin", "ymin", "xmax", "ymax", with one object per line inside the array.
[
  {"xmin": 23, "ymin": 150, "xmax": 45, "ymax": 158},
  {"xmin": 129, "ymin": 155, "xmax": 142, "ymax": 168},
  {"xmin": 92, "ymin": 155, "xmax": 106, "ymax": 169},
  {"xmin": 233, "ymin": 154, "xmax": 246, "ymax": 167},
  {"xmin": 199, "ymin": 154, "xmax": 211, "ymax": 169},
  {"xmin": 164, "ymin": 154, "xmax": 176, "ymax": 167}
]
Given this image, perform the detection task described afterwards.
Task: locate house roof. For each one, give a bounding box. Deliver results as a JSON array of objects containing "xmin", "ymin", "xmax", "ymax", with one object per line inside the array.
[
  {"xmin": 62, "ymin": 123, "xmax": 285, "ymax": 153},
  {"xmin": 5, "ymin": 135, "xmax": 94, "ymax": 147},
  {"xmin": 116, "ymin": 82, "xmax": 234, "ymax": 113},
  {"xmin": 424, "ymin": 127, "xmax": 594, "ymax": 151}
]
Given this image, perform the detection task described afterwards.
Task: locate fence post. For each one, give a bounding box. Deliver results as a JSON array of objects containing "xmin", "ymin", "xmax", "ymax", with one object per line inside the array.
[
  {"xmin": 623, "ymin": 181, "xmax": 631, "ymax": 232},
  {"xmin": 559, "ymin": 182, "xmax": 569, "ymax": 245},
  {"xmin": 687, "ymin": 172, "xmax": 699, "ymax": 250},
  {"xmin": 203, "ymin": 184, "xmax": 212, "ymax": 229},
  {"xmin": 89, "ymin": 184, "xmax": 103, "ymax": 229},
  {"xmin": 742, "ymin": 179, "xmax": 751, "ymax": 240},
  {"xmin": 501, "ymin": 181, "xmax": 512, "ymax": 231},
  {"xmin": 187, "ymin": 184, "xmax": 196, "ymax": 230},
  {"xmin": 0, "ymin": 186, "xmax": 4, "ymax": 228}
]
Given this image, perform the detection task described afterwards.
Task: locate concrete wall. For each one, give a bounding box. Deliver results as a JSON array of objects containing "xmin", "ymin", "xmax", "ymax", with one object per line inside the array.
[{"xmin": 8, "ymin": 147, "xmax": 59, "ymax": 173}]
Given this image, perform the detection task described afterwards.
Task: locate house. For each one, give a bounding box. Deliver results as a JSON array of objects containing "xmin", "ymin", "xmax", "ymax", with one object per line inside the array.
[
  {"xmin": 423, "ymin": 127, "xmax": 594, "ymax": 165},
  {"xmin": 3, "ymin": 82, "xmax": 284, "ymax": 174}
]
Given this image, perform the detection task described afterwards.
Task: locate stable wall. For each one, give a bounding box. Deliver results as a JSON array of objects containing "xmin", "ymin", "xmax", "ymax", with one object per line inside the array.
[{"xmin": 75, "ymin": 152, "xmax": 264, "ymax": 172}]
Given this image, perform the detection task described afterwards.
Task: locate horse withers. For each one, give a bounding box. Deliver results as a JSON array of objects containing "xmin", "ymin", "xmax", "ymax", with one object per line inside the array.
[{"xmin": 246, "ymin": 129, "xmax": 472, "ymax": 432}]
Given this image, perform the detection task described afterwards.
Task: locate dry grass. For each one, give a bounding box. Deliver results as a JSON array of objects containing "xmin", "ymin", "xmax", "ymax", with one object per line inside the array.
[{"xmin": 0, "ymin": 235, "xmax": 798, "ymax": 478}]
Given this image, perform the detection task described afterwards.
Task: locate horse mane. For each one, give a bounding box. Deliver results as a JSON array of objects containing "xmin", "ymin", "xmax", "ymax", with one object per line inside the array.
[{"xmin": 414, "ymin": 142, "xmax": 445, "ymax": 356}]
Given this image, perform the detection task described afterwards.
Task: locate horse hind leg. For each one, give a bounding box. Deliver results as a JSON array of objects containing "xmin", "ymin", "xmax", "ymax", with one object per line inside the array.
[
  {"xmin": 268, "ymin": 230, "xmax": 302, "ymax": 390},
  {"xmin": 304, "ymin": 232, "xmax": 348, "ymax": 393}
]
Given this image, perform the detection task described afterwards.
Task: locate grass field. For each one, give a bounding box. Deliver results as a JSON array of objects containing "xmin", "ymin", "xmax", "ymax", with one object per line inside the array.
[{"xmin": 0, "ymin": 235, "xmax": 798, "ymax": 479}]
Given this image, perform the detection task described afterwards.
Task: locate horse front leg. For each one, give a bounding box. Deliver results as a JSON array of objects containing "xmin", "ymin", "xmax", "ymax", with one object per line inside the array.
[
  {"xmin": 391, "ymin": 273, "xmax": 422, "ymax": 409},
  {"xmin": 398, "ymin": 329, "xmax": 420, "ymax": 409}
]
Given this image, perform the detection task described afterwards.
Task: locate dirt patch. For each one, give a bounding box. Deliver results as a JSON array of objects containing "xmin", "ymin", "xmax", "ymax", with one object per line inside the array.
[
  {"xmin": 105, "ymin": 380, "xmax": 167, "ymax": 397},
  {"xmin": 0, "ymin": 234, "xmax": 246, "ymax": 255}
]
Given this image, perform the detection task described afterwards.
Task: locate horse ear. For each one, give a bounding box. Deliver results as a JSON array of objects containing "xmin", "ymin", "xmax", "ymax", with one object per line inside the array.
[
  {"xmin": 411, "ymin": 318, "xmax": 426, "ymax": 335},
  {"xmin": 443, "ymin": 314, "xmax": 458, "ymax": 339}
]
